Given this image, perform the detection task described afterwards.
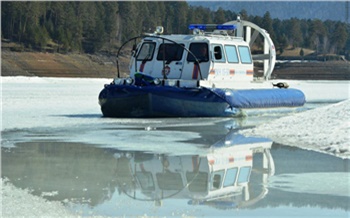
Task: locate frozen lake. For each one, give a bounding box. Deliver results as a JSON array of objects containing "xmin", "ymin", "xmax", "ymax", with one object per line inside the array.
[{"xmin": 1, "ymin": 77, "xmax": 349, "ymax": 217}]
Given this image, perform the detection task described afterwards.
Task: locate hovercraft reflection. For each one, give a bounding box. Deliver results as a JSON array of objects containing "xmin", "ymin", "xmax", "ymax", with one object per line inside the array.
[
  {"xmin": 2, "ymin": 132, "xmax": 275, "ymax": 209},
  {"xmin": 114, "ymin": 133, "xmax": 275, "ymax": 208}
]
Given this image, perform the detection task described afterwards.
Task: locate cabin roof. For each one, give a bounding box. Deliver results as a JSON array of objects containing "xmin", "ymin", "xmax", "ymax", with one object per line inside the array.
[{"xmin": 144, "ymin": 33, "xmax": 247, "ymax": 45}]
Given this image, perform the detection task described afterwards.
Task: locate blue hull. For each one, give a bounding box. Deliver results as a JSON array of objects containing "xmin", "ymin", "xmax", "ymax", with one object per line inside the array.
[
  {"xmin": 99, "ymin": 85, "xmax": 236, "ymax": 117},
  {"xmin": 98, "ymin": 84, "xmax": 305, "ymax": 118},
  {"xmin": 212, "ymin": 88, "xmax": 306, "ymax": 108}
]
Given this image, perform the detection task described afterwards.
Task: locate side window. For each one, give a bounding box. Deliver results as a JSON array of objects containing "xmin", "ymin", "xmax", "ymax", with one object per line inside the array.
[
  {"xmin": 224, "ymin": 45, "xmax": 239, "ymax": 63},
  {"xmin": 238, "ymin": 46, "xmax": 252, "ymax": 64},
  {"xmin": 157, "ymin": 44, "xmax": 184, "ymax": 62},
  {"xmin": 187, "ymin": 43, "xmax": 209, "ymax": 62},
  {"xmin": 210, "ymin": 170, "xmax": 225, "ymax": 190},
  {"xmin": 136, "ymin": 42, "xmax": 156, "ymax": 61},
  {"xmin": 237, "ymin": 166, "xmax": 251, "ymax": 184},
  {"xmin": 212, "ymin": 44, "xmax": 226, "ymax": 62},
  {"xmin": 223, "ymin": 168, "xmax": 238, "ymax": 187}
]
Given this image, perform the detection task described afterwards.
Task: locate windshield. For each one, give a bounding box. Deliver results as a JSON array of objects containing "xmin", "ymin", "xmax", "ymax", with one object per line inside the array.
[
  {"xmin": 136, "ymin": 172, "xmax": 155, "ymax": 190},
  {"xmin": 136, "ymin": 42, "xmax": 156, "ymax": 61}
]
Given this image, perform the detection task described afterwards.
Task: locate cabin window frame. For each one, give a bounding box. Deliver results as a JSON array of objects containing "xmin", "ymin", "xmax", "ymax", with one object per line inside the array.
[
  {"xmin": 224, "ymin": 45, "xmax": 239, "ymax": 64},
  {"xmin": 136, "ymin": 42, "xmax": 156, "ymax": 61},
  {"xmin": 238, "ymin": 46, "xmax": 253, "ymax": 64},
  {"xmin": 186, "ymin": 42, "xmax": 209, "ymax": 63},
  {"xmin": 211, "ymin": 44, "xmax": 226, "ymax": 63}
]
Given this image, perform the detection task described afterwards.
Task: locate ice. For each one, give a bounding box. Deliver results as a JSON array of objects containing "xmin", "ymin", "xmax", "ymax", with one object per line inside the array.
[
  {"xmin": 240, "ymin": 99, "xmax": 350, "ymax": 159},
  {"xmin": 271, "ymin": 79, "xmax": 350, "ymax": 103},
  {"xmin": 2, "ymin": 76, "xmax": 349, "ymax": 157},
  {"xmin": 1, "ymin": 76, "xmax": 350, "ymax": 216},
  {"xmin": 1, "ymin": 76, "xmax": 111, "ymax": 130},
  {"xmin": 1, "ymin": 178, "xmax": 78, "ymax": 217}
]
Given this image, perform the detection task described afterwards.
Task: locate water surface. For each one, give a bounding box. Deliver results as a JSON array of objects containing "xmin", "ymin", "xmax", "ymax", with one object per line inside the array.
[{"xmin": 2, "ymin": 119, "xmax": 349, "ymax": 217}]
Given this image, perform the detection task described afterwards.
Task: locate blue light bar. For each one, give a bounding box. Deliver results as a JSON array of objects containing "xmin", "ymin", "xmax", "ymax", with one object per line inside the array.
[
  {"xmin": 216, "ymin": 24, "xmax": 236, "ymax": 30},
  {"xmin": 188, "ymin": 24, "xmax": 236, "ymax": 31},
  {"xmin": 189, "ymin": 24, "xmax": 207, "ymax": 30}
]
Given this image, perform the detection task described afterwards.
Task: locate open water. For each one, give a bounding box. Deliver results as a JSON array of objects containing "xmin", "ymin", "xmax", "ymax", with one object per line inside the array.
[{"xmin": 2, "ymin": 117, "xmax": 349, "ymax": 217}]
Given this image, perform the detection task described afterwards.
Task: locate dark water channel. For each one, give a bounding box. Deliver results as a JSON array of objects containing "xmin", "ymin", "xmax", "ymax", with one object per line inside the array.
[{"xmin": 1, "ymin": 118, "xmax": 349, "ymax": 217}]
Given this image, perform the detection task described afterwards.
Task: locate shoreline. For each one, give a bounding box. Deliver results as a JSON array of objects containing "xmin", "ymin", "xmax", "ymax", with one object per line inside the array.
[{"xmin": 1, "ymin": 50, "xmax": 349, "ymax": 80}]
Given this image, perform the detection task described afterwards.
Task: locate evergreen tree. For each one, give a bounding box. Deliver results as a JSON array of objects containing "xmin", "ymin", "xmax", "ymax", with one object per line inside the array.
[
  {"xmin": 118, "ymin": 2, "xmax": 139, "ymax": 42},
  {"xmin": 286, "ymin": 18, "xmax": 303, "ymax": 48},
  {"xmin": 262, "ymin": 12, "xmax": 275, "ymax": 41},
  {"xmin": 299, "ymin": 48, "xmax": 304, "ymax": 59},
  {"xmin": 1, "ymin": 2, "xmax": 25, "ymax": 42},
  {"xmin": 309, "ymin": 19, "xmax": 327, "ymax": 54},
  {"xmin": 102, "ymin": 2, "xmax": 118, "ymax": 53},
  {"xmin": 224, "ymin": 10, "xmax": 237, "ymax": 22},
  {"xmin": 345, "ymin": 30, "xmax": 350, "ymax": 59},
  {"xmin": 213, "ymin": 7, "xmax": 226, "ymax": 24},
  {"xmin": 331, "ymin": 22, "xmax": 348, "ymax": 54},
  {"xmin": 164, "ymin": 4, "xmax": 175, "ymax": 33},
  {"xmin": 187, "ymin": 6, "xmax": 212, "ymax": 27},
  {"xmin": 272, "ymin": 18, "xmax": 288, "ymax": 53},
  {"xmin": 172, "ymin": 2, "xmax": 188, "ymax": 33},
  {"xmin": 1, "ymin": 1, "xmax": 349, "ymax": 59},
  {"xmin": 239, "ymin": 9, "xmax": 248, "ymax": 20}
]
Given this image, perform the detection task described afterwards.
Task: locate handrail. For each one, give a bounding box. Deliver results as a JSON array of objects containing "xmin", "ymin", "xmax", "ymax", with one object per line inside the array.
[{"xmin": 116, "ymin": 36, "xmax": 141, "ymax": 78}]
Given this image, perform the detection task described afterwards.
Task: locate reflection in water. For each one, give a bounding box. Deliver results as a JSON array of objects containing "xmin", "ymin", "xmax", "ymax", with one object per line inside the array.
[
  {"xmin": 2, "ymin": 131, "xmax": 274, "ymax": 211},
  {"xmin": 115, "ymin": 133, "xmax": 274, "ymax": 209},
  {"xmin": 1, "ymin": 128, "xmax": 349, "ymax": 215},
  {"xmin": 2, "ymin": 142, "xmax": 119, "ymax": 206}
]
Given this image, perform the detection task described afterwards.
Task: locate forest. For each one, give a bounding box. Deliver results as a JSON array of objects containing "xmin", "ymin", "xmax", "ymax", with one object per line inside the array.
[{"xmin": 1, "ymin": 1, "xmax": 349, "ymax": 59}]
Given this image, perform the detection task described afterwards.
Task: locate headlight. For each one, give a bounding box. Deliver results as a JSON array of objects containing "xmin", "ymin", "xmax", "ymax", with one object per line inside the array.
[
  {"xmin": 113, "ymin": 78, "xmax": 123, "ymax": 85},
  {"xmin": 153, "ymin": 78, "xmax": 161, "ymax": 85},
  {"xmin": 168, "ymin": 80, "xmax": 179, "ymax": 87},
  {"xmin": 125, "ymin": 77, "xmax": 134, "ymax": 85}
]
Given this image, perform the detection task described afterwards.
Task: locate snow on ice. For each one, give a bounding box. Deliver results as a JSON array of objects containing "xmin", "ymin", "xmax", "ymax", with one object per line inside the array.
[
  {"xmin": 1, "ymin": 178, "xmax": 78, "ymax": 217},
  {"xmin": 240, "ymin": 99, "xmax": 350, "ymax": 159}
]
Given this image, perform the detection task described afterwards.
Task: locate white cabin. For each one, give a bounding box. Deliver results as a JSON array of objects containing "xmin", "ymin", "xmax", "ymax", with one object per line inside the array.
[{"xmin": 129, "ymin": 24, "xmax": 255, "ymax": 86}]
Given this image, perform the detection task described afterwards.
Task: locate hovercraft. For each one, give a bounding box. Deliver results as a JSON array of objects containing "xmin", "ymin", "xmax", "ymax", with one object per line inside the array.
[{"xmin": 99, "ymin": 17, "xmax": 305, "ymax": 118}]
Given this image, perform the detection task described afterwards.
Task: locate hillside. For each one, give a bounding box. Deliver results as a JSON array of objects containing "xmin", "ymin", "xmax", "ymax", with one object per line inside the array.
[
  {"xmin": 1, "ymin": 50, "xmax": 130, "ymax": 79},
  {"xmin": 272, "ymin": 61, "xmax": 350, "ymax": 80},
  {"xmin": 188, "ymin": 1, "xmax": 349, "ymax": 22}
]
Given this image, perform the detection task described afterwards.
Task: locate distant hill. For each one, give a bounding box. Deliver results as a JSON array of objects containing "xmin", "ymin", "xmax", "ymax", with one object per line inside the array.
[{"xmin": 187, "ymin": 1, "xmax": 349, "ymax": 22}]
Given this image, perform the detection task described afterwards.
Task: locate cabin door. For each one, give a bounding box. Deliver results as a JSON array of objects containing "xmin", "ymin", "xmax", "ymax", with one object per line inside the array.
[
  {"xmin": 153, "ymin": 43, "xmax": 185, "ymax": 79},
  {"xmin": 134, "ymin": 42, "xmax": 156, "ymax": 76},
  {"xmin": 181, "ymin": 42, "xmax": 210, "ymax": 80}
]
